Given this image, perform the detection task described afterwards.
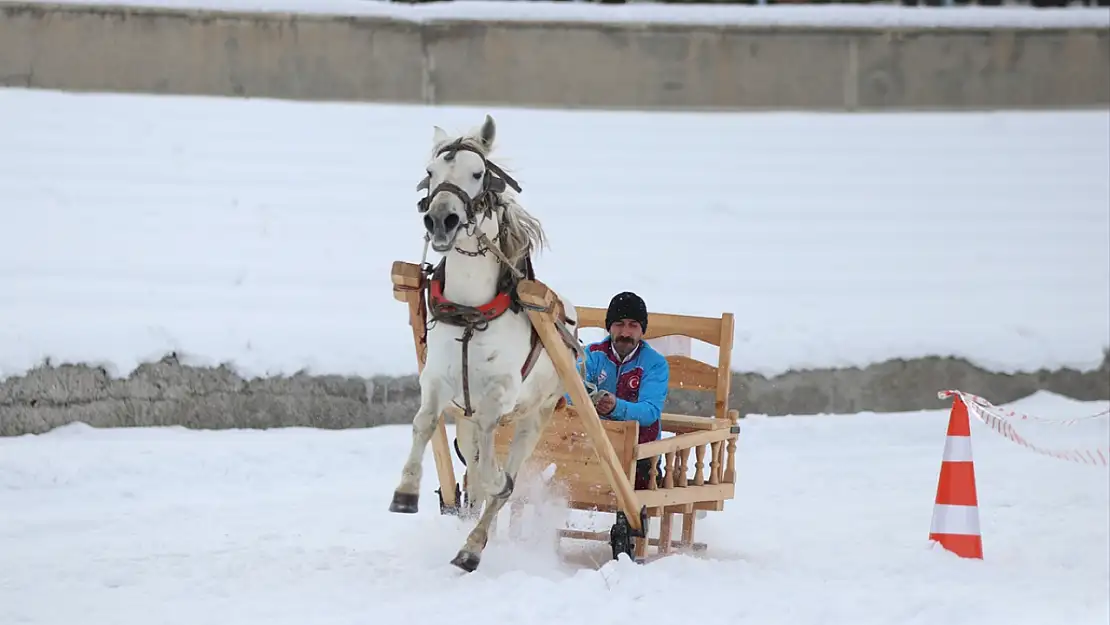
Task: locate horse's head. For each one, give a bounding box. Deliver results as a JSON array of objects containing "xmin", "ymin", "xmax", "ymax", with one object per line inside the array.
[{"xmin": 416, "ymin": 114, "xmax": 520, "ymax": 255}]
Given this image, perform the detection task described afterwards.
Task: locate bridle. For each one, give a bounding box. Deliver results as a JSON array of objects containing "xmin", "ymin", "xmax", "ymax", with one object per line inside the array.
[
  {"xmin": 415, "ymin": 137, "xmax": 527, "ymax": 279},
  {"xmin": 417, "ymin": 138, "xmax": 521, "ymax": 230}
]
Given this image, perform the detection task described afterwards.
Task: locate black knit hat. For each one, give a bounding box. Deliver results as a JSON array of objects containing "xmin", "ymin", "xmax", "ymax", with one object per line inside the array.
[{"xmin": 605, "ymin": 291, "xmax": 648, "ymax": 333}]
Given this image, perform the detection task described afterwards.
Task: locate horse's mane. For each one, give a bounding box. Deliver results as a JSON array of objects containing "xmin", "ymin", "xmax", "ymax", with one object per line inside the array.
[
  {"xmin": 498, "ymin": 192, "xmax": 547, "ymax": 271},
  {"xmin": 434, "ymin": 132, "xmax": 548, "ymax": 272}
]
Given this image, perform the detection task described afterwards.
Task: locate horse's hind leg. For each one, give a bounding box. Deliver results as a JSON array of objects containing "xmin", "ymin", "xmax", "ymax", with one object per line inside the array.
[{"xmin": 389, "ymin": 382, "xmax": 446, "ymax": 514}]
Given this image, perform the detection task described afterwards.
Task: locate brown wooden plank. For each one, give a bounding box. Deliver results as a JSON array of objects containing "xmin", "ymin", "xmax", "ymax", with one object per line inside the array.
[
  {"xmin": 665, "ymin": 355, "xmax": 719, "ymax": 392},
  {"xmin": 637, "ymin": 483, "xmax": 735, "ymax": 508},
  {"xmin": 713, "ymin": 312, "xmax": 735, "ymax": 419},
  {"xmin": 637, "ymin": 428, "xmax": 734, "ymax": 460},
  {"xmin": 661, "ymin": 413, "xmax": 731, "ymax": 432}
]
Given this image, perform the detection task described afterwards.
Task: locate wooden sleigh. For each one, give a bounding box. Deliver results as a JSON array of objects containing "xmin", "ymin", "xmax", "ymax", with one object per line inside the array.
[{"xmin": 391, "ymin": 260, "xmax": 741, "ymax": 563}]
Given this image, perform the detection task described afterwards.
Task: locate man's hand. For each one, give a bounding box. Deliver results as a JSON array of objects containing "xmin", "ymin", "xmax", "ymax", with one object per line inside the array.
[{"xmin": 594, "ymin": 391, "xmax": 615, "ymax": 416}]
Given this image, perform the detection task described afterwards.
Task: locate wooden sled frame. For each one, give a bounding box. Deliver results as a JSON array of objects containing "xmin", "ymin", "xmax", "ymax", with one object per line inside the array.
[{"xmin": 391, "ymin": 260, "xmax": 740, "ymax": 563}]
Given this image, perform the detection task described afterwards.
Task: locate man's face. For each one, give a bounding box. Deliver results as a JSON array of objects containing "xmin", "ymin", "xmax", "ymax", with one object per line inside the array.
[{"xmin": 609, "ymin": 318, "xmax": 644, "ymax": 358}]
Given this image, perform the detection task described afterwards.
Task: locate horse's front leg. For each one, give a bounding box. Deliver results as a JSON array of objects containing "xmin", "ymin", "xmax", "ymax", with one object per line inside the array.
[
  {"xmin": 450, "ymin": 379, "xmax": 517, "ymax": 572},
  {"xmin": 389, "ymin": 376, "xmax": 448, "ymax": 514}
]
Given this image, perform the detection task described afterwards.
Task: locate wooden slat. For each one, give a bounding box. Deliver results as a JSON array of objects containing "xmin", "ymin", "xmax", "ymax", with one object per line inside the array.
[
  {"xmin": 713, "ymin": 312, "xmax": 735, "ymax": 419},
  {"xmin": 558, "ymin": 529, "xmax": 609, "ymax": 541},
  {"xmin": 575, "ymin": 306, "xmax": 727, "ymax": 348},
  {"xmin": 637, "ymin": 483, "xmax": 735, "ymax": 508},
  {"xmin": 661, "ymin": 413, "xmax": 731, "ymax": 432},
  {"xmin": 636, "ymin": 428, "xmax": 734, "ymax": 460},
  {"xmin": 665, "ymin": 355, "xmax": 719, "ymax": 392}
]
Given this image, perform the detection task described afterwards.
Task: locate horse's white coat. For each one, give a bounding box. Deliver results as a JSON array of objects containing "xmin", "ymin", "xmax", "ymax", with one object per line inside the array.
[{"xmin": 391, "ymin": 115, "xmax": 580, "ymax": 570}]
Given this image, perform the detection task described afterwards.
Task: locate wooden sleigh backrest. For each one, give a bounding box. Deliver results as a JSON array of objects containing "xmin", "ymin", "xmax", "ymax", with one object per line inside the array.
[{"xmin": 573, "ymin": 306, "xmax": 736, "ymax": 422}]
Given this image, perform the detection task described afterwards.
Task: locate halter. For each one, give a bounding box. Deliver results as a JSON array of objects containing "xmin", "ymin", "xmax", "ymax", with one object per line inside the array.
[{"xmin": 416, "ymin": 138, "xmax": 521, "ymax": 225}]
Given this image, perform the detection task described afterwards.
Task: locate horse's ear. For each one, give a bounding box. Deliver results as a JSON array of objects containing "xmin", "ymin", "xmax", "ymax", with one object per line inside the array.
[
  {"xmin": 416, "ymin": 175, "xmax": 430, "ymax": 191},
  {"xmin": 478, "ymin": 114, "xmax": 496, "ymax": 148},
  {"xmin": 433, "ymin": 125, "xmax": 449, "ymax": 146}
]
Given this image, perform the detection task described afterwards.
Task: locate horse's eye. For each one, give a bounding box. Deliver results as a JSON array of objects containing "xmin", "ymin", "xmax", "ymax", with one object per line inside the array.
[{"xmin": 472, "ymin": 171, "xmax": 482, "ymax": 180}]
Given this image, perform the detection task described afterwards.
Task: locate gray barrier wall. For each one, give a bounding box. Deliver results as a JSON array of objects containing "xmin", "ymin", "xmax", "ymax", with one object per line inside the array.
[
  {"xmin": 2, "ymin": 353, "xmax": 1107, "ymax": 436},
  {"xmin": 1, "ymin": 2, "xmax": 1108, "ymax": 110}
]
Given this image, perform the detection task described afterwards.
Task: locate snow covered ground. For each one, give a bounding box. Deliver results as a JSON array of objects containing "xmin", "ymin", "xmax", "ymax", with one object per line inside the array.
[
  {"xmin": 1, "ymin": 87, "xmax": 1107, "ymax": 381},
  {"xmin": 15, "ymin": 0, "xmax": 1110, "ymax": 28},
  {"xmin": 1, "ymin": 391, "xmax": 1107, "ymax": 624},
  {"xmin": 0, "ymin": 79, "xmax": 1107, "ymax": 624}
]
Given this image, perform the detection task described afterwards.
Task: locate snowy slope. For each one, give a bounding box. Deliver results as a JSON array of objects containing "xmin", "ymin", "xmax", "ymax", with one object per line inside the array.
[
  {"xmin": 14, "ymin": 0, "xmax": 1110, "ymax": 28},
  {"xmin": 0, "ymin": 87, "xmax": 1108, "ymax": 380},
  {"xmin": 1, "ymin": 392, "xmax": 1107, "ymax": 624}
]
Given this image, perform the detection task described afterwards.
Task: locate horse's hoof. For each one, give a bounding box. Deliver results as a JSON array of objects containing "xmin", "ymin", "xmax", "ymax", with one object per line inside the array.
[
  {"xmin": 451, "ymin": 550, "xmax": 481, "ymax": 573},
  {"xmin": 389, "ymin": 491, "xmax": 419, "ymax": 514}
]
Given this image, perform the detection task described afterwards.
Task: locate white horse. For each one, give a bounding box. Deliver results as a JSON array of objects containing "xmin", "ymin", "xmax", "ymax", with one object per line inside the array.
[{"xmin": 388, "ymin": 114, "xmax": 582, "ymax": 573}]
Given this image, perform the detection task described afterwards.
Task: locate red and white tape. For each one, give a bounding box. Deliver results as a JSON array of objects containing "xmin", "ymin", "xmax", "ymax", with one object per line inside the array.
[{"xmin": 938, "ymin": 389, "xmax": 1109, "ymax": 467}]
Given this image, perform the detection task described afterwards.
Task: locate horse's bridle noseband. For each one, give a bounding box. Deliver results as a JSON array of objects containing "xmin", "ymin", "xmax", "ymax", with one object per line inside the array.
[{"xmin": 416, "ymin": 138, "xmax": 521, "ymax": 224}]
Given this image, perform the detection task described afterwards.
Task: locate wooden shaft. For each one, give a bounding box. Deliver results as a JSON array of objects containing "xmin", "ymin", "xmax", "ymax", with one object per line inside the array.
[
  {"xmin": 516, "ymin": 279, "xmax": 643, "ymax": 532},
  {"xmin": 391, "ymin": 261, "xmax": 457, "ymax": 509}
]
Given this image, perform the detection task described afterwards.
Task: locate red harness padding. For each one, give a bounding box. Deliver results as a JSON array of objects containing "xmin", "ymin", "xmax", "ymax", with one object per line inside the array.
[
  {"xmin": 421, "ymin": 259, "xmax": 543, "ymax": 386},
  {"xmin": 427, "ymin": 276, "xmax": 514, "ymax": 321}
]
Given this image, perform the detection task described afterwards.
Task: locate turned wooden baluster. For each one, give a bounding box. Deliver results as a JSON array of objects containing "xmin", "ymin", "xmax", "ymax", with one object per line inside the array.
[
  {"xmin": 709, "ymin": 441, "xmax": 722, "ymax": 485},
  {"xmin": 725, "ymin": 412, "xmax": 738, "ymax": 483},
  {"xmin": 688, "ymin": 441, "xmax": 705, "ymax": 486},
  {"xmin": 694, "ymin": 445, "xmax": 705, "ymax": 486}
]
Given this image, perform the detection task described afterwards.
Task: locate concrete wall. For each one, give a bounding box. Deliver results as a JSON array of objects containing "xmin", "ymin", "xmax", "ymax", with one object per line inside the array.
[
  {"xmin": 2, "ymin": 352, "xmax": 1107, "ymax": 436},
  {"xmin": 1, "ymin": 2, "xmax": 1108, "ymax": 110}
]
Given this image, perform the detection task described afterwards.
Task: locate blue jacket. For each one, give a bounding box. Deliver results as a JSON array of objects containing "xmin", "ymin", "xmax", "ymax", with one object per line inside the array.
[{"xmin": 569, "ymin": 338, "xmax": 669, "ymax": 444}]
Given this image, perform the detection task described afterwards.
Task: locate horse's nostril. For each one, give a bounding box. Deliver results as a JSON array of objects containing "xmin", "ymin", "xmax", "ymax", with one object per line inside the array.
[
  {"xmin": 445, "ymin": 214, "xmax": 460, "ymax": 230},
  {"xmin": 423, "ymin": 215, "xmax": 434, "ymax": 232}
]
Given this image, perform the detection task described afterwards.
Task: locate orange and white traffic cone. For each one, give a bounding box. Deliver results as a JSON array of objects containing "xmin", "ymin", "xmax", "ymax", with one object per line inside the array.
[{"xmin": 929, "ymin": 395, "xmax": 984, "ymax": 559}]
